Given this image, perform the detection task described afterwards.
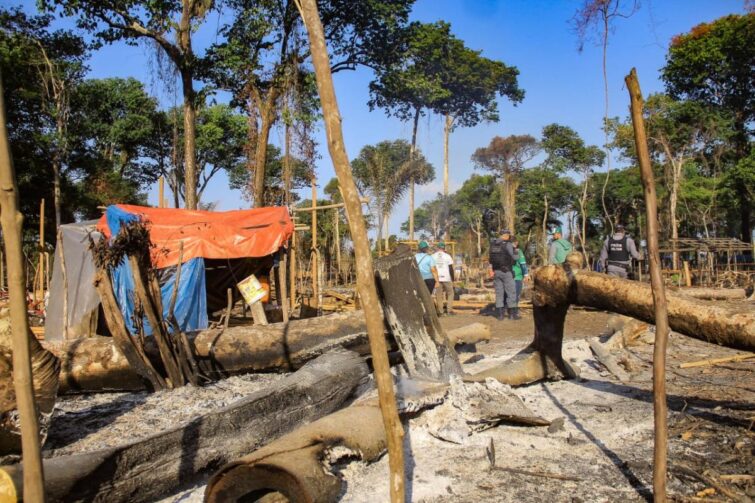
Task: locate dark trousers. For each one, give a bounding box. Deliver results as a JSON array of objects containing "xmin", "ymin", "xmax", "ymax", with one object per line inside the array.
[{"xmin": 423, "ymin": 278, "xmax": 435, "ymax": 295}]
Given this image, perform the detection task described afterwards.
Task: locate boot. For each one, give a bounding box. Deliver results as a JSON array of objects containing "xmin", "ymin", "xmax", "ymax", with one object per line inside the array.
[
  {"xmin": 509, "ymin": 307, "xmax": 521, "ymax": 320},
  {"xmin": 496, "ymin": 307, "xmax": 506, "ymax": 321}
]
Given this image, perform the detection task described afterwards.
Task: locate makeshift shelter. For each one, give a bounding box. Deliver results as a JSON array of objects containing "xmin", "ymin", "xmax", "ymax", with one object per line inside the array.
[{"xmin": 46, "ymin": 205, "xmax": 294, "ymax": 342}]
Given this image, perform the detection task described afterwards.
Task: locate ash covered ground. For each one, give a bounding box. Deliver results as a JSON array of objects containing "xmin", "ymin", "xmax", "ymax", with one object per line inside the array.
[{"xmin": 41, "ymin": 309, "xmax": 754, "ymax": 502}]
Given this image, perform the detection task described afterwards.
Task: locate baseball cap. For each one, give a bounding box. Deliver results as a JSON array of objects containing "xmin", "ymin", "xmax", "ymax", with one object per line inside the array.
[
  {"xmin": 418, "ymin": 240, "xmax": 429, "ymax": 250},
  {"xmin": 499, "ymin": 229, "xmax": 511, "ymax": 235},
  {"xmin": 437, "ymin": 241, "xmax": 446, "ymax": 248}
]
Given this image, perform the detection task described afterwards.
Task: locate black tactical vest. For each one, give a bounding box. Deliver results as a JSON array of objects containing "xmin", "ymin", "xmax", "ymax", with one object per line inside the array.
[
  {"xmin": 607, "ymin": 235, "xmax": 630, "ymax": 262},
  {"xmin": 490, "ymin": 239, "xmax": 513, "ymax": 271}
]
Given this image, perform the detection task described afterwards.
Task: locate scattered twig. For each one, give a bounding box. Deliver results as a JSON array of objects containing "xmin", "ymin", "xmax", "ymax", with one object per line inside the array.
[
  {"xmin": 491, "ymin": 465, "xmax": 581, "ymax": 482},
  {"xmin": 680, "ymin": 354, "xmax": 754, "ymax": 369},
  {"xmin": 672, "ymin": 463, "xmax": 750, "ymax": 503}
]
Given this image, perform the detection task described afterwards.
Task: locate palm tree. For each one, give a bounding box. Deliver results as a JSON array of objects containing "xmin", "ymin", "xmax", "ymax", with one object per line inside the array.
[{"xmin": 352, "ymin": 140, "xmax": 434, "ymax": 252}]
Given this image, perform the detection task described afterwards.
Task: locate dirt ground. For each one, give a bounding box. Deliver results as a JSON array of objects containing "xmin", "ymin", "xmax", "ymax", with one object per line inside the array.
[{"xmin": 40, "ymin": 307, "xmax": 754, "ymax": 502}]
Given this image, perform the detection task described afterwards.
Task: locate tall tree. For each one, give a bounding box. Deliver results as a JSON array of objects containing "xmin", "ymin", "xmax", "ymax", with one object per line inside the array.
[
  {"xmin": 573, "ymin": 0, "xmax": 639, "ymax": 233},
  {"xmin": 662, "ymin": 13, "xmax": 755, "ymax": 242},
  {"xmin": 42, "ymin": 0, "xmax": 217, "ymax": 210},
  {"xmin": 0, "ymin": 7, "xmax": 87, "ymax": 229},
  {"xmin": 472, "ymin": 135, "xmax": 539, "ymax": 235},
  {"xmin": 352, "ymin": 140, "xmax": 434, "ymax": 252},
  {"xmin": 536, "ymin": 124, "xmax": 604, "ymax": 262},
  {"xmin": 205, "ymin": 0, "xmax": 414, "ymax": 207},
  {"xmin": 148, "ymin": 103, "xmax": 250, "ymax": 206},
  {"xmin": 368, "ymin": 21, "xmax": 451, "ymax": 239}
]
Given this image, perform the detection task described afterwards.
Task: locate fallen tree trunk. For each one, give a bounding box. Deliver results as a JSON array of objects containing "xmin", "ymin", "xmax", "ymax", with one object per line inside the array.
[
  {"xmin": 671, "ymin": 287, "xmax": 748, "ymax": 301},
  {"xmin": 0, "ymin": 349, "xmax": 367, "ymax": 503},
  {"xmin": 446, "ymin": 323, "xmax": 491, "ymax": 346},
  {"xmin": 571, "ymin": 270, "xmax": 754, "ymax": 351},
  {"xmin": 205, "ymin": 404, "xmax": 386, "ymax": 503},
  {"xmin": 45, "ymin": 311, "xmax": 373, "ymax": 393},
  {"xmin": 467, "ymin": 255, "xmax": 754, "ymax": 387}
]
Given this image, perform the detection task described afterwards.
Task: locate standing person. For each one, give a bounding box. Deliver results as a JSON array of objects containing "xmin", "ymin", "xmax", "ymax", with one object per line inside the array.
[
  {"xmin": 509, "ymin": 238, "xmax": 528, "ymax": 320},
  {"xmin": 489, "ymin": 229, "xmax": 518, "ymax": 321},
  {"xmin": 599, "ymin": 224, "xmax": 641, "ymax": 279},
  {"xmin": 548, "ymin": 226, "xmax": 573, "ymax": 265},
  {"xmin": 432, "ymin": 241, "xmax": 455, "ymax": 315},
  {"xmin": 415, "ymin": 240, "xmax": 439, "ymax": 295}
]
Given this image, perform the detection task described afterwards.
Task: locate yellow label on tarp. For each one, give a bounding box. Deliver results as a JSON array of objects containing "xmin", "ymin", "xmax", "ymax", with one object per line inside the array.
[
  {"xmin": 237, "ymin": 274, "xmax": 266, "ymax": 306},
  {"xmin": 0, "ymin": 468, "xmax": 17, "ymax": 503}
]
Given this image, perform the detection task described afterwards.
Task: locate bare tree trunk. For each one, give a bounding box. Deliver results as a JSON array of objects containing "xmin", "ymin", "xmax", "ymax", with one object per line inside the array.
[
  {"xmin": 284, "ymin": 118, "xmax": 291, "ymax": 206},
  {"xmin": 295, "ymin": 1, "xmax": 406, "ymax": 500},
  {"xmin": 253, "ymin": 103, "xmax": 275, "ymax": 207},
  {"xmin": 600, "ymin": 9, "xmax": 613, "ymax": 235},
  {"xmin": 626, "ymin": 68, "xmax": 669, "ymax": 503},
  {"xmin": 0, "ymin": 70, "xmax": 47, "ymax": 501},
  {"xmin": 443, "ymin": 114, "xmax": 452, "ymax": 197},
  {"xmin": 383, "ymin": 211, "xmax": 389, "ymax": 251},
  {"xmin": 502, "ymin": 174, "xmax": 518, "ymax": 234},
  {"xmin": 180, "ymin": 68, "xmax": 198, "ymax": 210},
  {"xmin": 408, "ymin": 107, "xmax": 420, "ymax": 241}
]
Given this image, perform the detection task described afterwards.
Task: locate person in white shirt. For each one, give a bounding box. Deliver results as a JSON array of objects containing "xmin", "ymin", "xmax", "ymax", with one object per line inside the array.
[{"xmin": 431, "ymin": 242, "xmax": 455, "ymax": 315}]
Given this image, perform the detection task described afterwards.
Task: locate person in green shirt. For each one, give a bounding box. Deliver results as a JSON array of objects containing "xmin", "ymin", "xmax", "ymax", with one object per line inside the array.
[
  {"xmin": 504, "ymin": 238, "xmax": 528, "ymax": 320},
  {"xmin": 548, "ymin": 226, "xmax": 573, "ymax": 265}
]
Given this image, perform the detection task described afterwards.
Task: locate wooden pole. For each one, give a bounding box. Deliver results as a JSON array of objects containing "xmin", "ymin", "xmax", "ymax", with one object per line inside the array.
[
  {"xmin": 279, "ymin": 251, "xmax": 289, "ymax": 323},
  {"xmin": 38, "ymin": 198, "xmax": 44, "ymax": 299},
  {"xmin": 294, "ymin": 1, "xmax": 406, "ymax": 500},
  {"xmin": 683, "ymin": 261, "xmax": 691, "ymax": 287},
  {"xmin": 289, "ymin": 230, "xmax": 297, "ymax": 310},
  {"xmin": 0, "ymin": 70, "xmax": 46, "ymax": 502},
  {"xmin": 626, "ymin": 68, "xmax": 670, "ymax": 503},
  {"xmin": 311, "ymin": 176, "xmax": 319, "ymax": 310},
  {"xmin": 158, "ymin": 176, "xmax": 165, "ymax": 208},
  {"xmin": 334, "ymin": 208, "xmax": 342, "ymax": 284},
  {"xmin": 293, "ymin": 197, "xmax": 368, "ymax": 212}
]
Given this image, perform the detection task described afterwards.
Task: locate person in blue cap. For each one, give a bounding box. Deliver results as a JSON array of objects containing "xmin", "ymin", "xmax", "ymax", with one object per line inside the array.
[
  {"xmin": 488, "ymin": 229, "xmax": 518, "ymax": 320},
  {"xmin": 548, "ymin": 226, "xmax": 573, "ymax": 265},
  {"xmin": 415, "ymin": 240, "xmax": 439, "ymax": 295}
]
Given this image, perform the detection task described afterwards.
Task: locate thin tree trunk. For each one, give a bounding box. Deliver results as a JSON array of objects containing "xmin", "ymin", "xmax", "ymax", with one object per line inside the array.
[
  {"xmin": 408, "ymin": 107, "xmax": 420, "ymax": 241},
  {"xmin": 180, "ymin": 69, "xmax": 198, "ymax": 210},
  {"xmin": 0, "ymin": 70, "xmax": 47, "ymax": 502},
  {"xmin": 443, "ymin": 114, "xmax": 452, "ymax": 197},
  {"xmin": 600, "ymin": 9, "xmax": 613, "ymax": 235},
  {"xmin": 295, "ymin": 1, "xmax": 406, "ymax": 500},
  {"xmin": 253, "ymin": 104, "xmax": 275, "ymax": 207},
  {"xmin": 284, "ymin": 118, "xmax": 292, "ymax": 206},
  {"xmin": 383, "ymin": 211, "xmax": 389, "ymax": 251},
  {"xmin": 626, "ymin": 68, "xmax": 669, "ymax": 503}
]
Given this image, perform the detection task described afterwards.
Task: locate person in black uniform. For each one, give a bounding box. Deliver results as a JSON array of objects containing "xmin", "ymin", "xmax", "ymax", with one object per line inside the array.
[
  {"xmin": 599, "ymin": 224, "xmax": 641, "ymax": 279},
  {"xmin": 488, "ymin": 229, "xmax": 518, "ymax": 320}
]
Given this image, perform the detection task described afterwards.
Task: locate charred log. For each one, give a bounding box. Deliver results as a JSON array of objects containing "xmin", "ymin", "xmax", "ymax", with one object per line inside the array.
[
  {"xmin": 0, "ymin": 349, "xmax": 366, "ymax": 503},
  {"xmin": 44, "ymin": 311, "xmax": 374, "ymax": 393},
  {"xmin": 0, "ymin": 310, "xmax": 60, "ymax": 455},
  {"xmin": 374, "ymin": 246, "xmax": 462, "ymax": 381}
]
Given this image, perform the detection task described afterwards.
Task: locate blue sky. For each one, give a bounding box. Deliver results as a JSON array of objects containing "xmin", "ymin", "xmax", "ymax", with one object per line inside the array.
[{"xmin": 15, "ymin": 0, "xmax": 747, "ymax": 235}]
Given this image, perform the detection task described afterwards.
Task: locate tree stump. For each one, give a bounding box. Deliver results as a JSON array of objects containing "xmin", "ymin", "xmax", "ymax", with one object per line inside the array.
[{"xmin": 375, "ymin": 246, "xmax": 462, "ymax": 382}]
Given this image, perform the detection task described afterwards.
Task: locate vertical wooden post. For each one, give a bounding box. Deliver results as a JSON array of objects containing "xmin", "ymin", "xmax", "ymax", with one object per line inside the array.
[
  {"xmin": 311, "ymin": 177, "xmax": 319, "ymax": 309},
  {"xmin": 334, "ymin": 208, "xmax": 341, "ymax": 285},
  {"xmin": 295, "ymin": 2, "xmax": 406, "ymax": 500},
  {"xmin": 279, "ymin": 251, "xmax": 289, "ymax": 323},
  {"xmin": 289, "ymin": 231, "xmax": 297, "ymax": 310},
  {"xmin": 0, "ymin": 70, "xmax": 47, "ymax": 502},
  {"xmin": 683, "ymin": 261, "xmax": 691, "ymax": 287},
  {"xmin": 626, "ymin": 68, "xmax": 670, "ymax": 503},
  {"xmin": 158, "ymin": 176, "xmax": 165, "ymax": 208}
]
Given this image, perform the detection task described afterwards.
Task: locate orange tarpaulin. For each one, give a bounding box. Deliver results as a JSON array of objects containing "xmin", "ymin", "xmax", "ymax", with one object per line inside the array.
[{"xmin": 97, "ymin": 204, "xmax": 293, "ymax": 269}]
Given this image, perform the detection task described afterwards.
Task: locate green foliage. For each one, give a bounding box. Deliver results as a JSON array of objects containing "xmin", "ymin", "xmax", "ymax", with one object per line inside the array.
[
  {"xmin": 471, "ymin": 135, "xmax": 540, "ymax": 176},
  {"xmin": 539, "ymin": 124, "xmax": 604, "ymax": 175},
  {"xmin": 353, "ymin": 139, "xmax": 434, "ymax": 243},
  {"xmin": 370, "ymin": 21, "xmax": 523, "ymax": 129},
  {"xmin": 663, "ymin": 13, "xmax": 754, "ymax": 133}
]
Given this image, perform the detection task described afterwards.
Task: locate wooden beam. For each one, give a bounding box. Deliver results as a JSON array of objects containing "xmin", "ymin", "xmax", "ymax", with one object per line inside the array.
[{"xmin": 293, "ymin": 197, "xmax": 369, "ymax": 212}]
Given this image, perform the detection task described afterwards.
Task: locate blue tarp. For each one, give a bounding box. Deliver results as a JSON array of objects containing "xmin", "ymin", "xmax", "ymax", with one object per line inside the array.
[{"xmin": 106, "ymin": 206, "xmax": 208, "ymax": 335}]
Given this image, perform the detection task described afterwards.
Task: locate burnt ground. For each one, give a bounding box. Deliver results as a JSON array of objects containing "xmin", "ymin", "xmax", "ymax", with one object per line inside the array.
[
  {"xmin": 38, "ymin": 308, "xmax": 754, "ymax": 502},
  {"xmin": 335, "ymin": 311, "xmax": 754, "ymax": 503}
]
